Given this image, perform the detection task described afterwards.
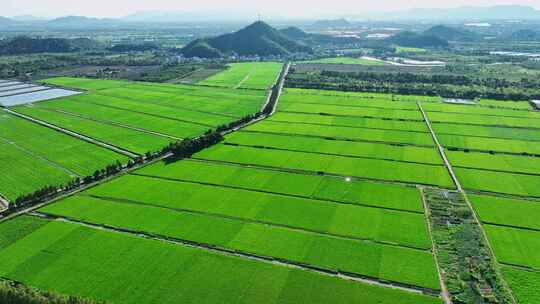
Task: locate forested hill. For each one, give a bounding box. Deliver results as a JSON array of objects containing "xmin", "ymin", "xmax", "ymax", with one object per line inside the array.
[
  {"xmin": 181, "ymin": 21, "xmax": 312, "ymax": 58},
  {"xmin": 0, "ymin": 36, "xmax": 101, "ymax": 55},
  {"xmin": 386, "ymin": 31, "xmax": 449, "ymax": 48},
  {"xmin": 424, "ymin": 25, "xmax": 479, "ymax": 42}
]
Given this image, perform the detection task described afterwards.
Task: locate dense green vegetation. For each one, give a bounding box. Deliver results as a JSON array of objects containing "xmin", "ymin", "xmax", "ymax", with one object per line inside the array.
[
  {"xmin": 301, "ymin": 57, "xmax": 386, "ymax": 65},
  {"xmin": 287, "ymin": 66, "xmax": 540, "ymax": 100},
  {"xmin": 0, "ymin": 36, "xmax": 99, "ymax": 55},
  {"xmin": 424, "ymin": 189, "xmax": 514, "ymax": 303},
  {"xmin": 0, "ymin": 280, "xmax": 103, "ymax": 304}
]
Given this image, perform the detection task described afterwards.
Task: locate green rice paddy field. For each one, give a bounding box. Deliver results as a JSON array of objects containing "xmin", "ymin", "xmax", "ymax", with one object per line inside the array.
[
  {"xmin": 195, "ymin": 144, "xmax": 453, "ymax": 187},
  {"xmin": 284, "ymin": 88, "xmax": 442, "ymax": 103},
  {"xmin": 225, "ymin": 131, "xmax": 442, "ymax": 164},
  {"xmin": 280, "ymin": 91, "xmax": 420, "ymax": 110},
  {"xmin": 137, "ymin": 159, "xmax": 426, "ymax": 213},
  {"xmin": 279, "ymin": 102, "xmax": 424, "ymax": 120},
  {"xmin": 269, "ymin": 112, "xmax": 429, "ymax": 132},
  {"xmin": 0, "ymin": 112, "xmax": 128, "ymax": 201},
  {"xmin": 13, "ymin": 77, "xmax": 270, "ymax": 155},
  {"xmin": 8, "ymin": 80, "xmax": 540, "ymax": 303},
  {"xmin": 244, "ymin": 120, "xmax": 435, "ymax": 146},
  {"xmin": 199, "ymin": 62, "xmax": 282, "ymax": 89},
  {"xmin": 0, "ymin": 216, "xmax": 441, "ymax": 304}
]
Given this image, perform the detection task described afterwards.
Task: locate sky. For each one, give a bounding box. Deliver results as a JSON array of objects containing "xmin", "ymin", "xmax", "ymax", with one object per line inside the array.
[{"xmin": 4, "ymin": 0, "xmax": 540, "ymax": 18}]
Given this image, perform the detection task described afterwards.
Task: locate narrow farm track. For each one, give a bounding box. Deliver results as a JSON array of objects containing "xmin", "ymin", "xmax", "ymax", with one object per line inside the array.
[
  {"xmin": 270, "ymin": 62, "xmax": 290, "ymax": 116},
  {"xmin": 30, "ymin": 211, "xmax": 441, "ymax": 297},
  {"xmin": 221, "ymin": 62, "xmax": 290, "ymax": 135},
  {"xmin": 4, "ymin": 108, "xmax": 139, "ymax": 158},
  {"xmin": 418, "ymin": 102, "xmax": 518, "ymax": 304},
  {"xmin": 234, "ymin": 73, "xmax": 251, "ymax": 89}
]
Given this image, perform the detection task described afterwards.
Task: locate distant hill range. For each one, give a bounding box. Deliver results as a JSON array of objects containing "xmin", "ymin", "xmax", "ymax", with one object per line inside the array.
[
  {"xmin": 423, "ymin": 25, "xmax": 479, "ymax": 42},
  {"xmin": 371, "ymin": 5, "xmax": 540, "ymax": 20},
  {"xmin": 0, "ymin": 36, "xmax": 101, "ymax": 55},
  {"xmin": 181, "ymin": 21, "xmax": 312, "ymax": 58},
  {"xmin": 509, "ymin": 29, "xmax": 540, "ymax": 41},
  {"xmin": 311, "ymin": 18, "xmax": 351, "ymax": 28},
  {"xmin": 385, "ymin": 31, "xmax": 449, "ymax": 48},
  {"xmin": 0, "ymin": 16, "xmax": 17, "ymax": 26}
]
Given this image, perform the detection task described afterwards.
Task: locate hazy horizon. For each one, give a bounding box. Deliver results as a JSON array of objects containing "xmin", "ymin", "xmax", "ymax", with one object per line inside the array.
[{"xmin": 4, "ymin": 0, "xmax": 540, "ymax": 19}]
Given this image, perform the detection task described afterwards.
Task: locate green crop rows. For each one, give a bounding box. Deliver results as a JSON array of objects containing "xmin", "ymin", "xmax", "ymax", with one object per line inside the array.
[
  {"xmin": 0, "ymin": 84, "xmax": 461, "ymax": 303},
  {"xmin": 447, "ymin": 150, "xmax": 540, "ymax": 175},
  {"xmin": 81, "ymin": 174, "xmax": 432, "ymax": 249},
  {"xmin": 470, "ymin": 194, "xmax": 540, "ymax": 231},
  {"xmin": 485, "ymin": 224, "xmax": 540, "ymax": 270},
  {"xmin": 195, "ymin": 144, "xmax": 453, "ymax": 187},
  {"xmin": 137, "ymin": 159, "xmax": 426, "ymax": 213},
  {"xmin": 433, "ymin": 123, "xmax": 540, "ymax": 142},
  {"xmin": 269, "ymin": 112, "xmax": 429, "ymax": 132},
  {"xmin": 0, "ymin": 216, "xmax": 440, "ymax": 304},
  {"xmin": 225, "ymin": 131, "xmax": 442, "ymax": 165},
  {"xmin": 200, "ymin": 62, "xmax": 282, "ymax": 89},
  {"xmin": 41, "ymin": 195, "xmax": 439, "ymax": 289},
  {"xmin": 0, "ymin": 112, "xmax": 128, "ymax": 200},
  {"xmin": 279, "ymin": 102, "xmax": 424, "ymax": 120},
  {"xmin": 279, "ymin": 90, "xmax": 419, "ymax": 110},
  {"xmin": 244, "ymin": 121, "xmax": 435, "ymax": 146},
  {"xmin": 501, "ymin": 266, "xmax": 540, "ymax": 304}
]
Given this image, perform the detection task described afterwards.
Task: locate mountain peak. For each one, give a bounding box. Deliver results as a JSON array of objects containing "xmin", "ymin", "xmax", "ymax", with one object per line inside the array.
[{"xmin": 181, "ymin": 21, "xmax": 312, "ymax": 58}]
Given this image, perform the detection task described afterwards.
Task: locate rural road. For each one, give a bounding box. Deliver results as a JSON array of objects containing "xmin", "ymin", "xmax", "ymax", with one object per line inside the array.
[{"xmin": 418, "ymin": 101, "xmax": 517, "ymax": 304}]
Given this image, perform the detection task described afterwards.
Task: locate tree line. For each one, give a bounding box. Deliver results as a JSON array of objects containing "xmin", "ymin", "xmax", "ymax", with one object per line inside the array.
[
  {"xmin": 320, "ymin": 70, "xmax": 540, "ymax": 90},
  {"xmin": 0, "ymin": 280, "xmax": 104, "ymax": 304},
  {"xmin": 287, "ymin": 71, "xmax": 540, "ymax": 100}
]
